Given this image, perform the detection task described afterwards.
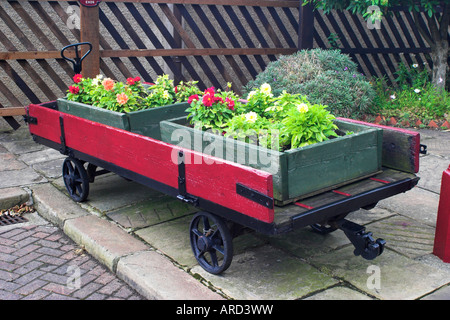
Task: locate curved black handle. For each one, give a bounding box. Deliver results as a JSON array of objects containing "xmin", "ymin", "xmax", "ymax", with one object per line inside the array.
[{"xmin": 61, "ymin": 42, "xmax": 93, "ymax": 74}]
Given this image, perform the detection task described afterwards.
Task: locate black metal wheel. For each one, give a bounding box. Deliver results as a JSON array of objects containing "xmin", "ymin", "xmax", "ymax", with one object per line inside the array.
[
  {"xmin": 189, "ymin": 212, "xmax": 233, "ymax": 275},
  {"xmin": 62, "ymin": 157, "xmax": 89, "ymax": 202}
]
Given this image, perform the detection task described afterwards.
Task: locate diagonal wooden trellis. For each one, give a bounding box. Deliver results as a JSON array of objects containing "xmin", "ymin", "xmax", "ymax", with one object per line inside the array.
[
  {"xmin": 309, "ymin": 5, "xmax": 450, "ymax": 84},
  {"xmin": 0, "ymin": 0, "xmax": 299, "ymax": 128},
  {"xmin": 0, "ymin": 0, "xmax": 447, "ymax": 129}
]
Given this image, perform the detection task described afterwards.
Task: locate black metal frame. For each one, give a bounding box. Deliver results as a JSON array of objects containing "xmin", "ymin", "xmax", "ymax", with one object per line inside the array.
[{"xmin": 31, "ymin": 132, "xmax": 419, "ymax": 237}]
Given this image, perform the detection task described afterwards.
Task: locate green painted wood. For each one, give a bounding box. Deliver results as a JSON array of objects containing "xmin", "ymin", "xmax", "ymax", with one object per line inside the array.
[
  {"xmin": 57, "ymin": 98, "xmax": 130, "ymax": 131},
  {"xmin": 160, "ymin": 117, "xmax": 383, "ymax": 203},
  {"xmin": 57, "ymin": 98, "xmax": 189, "ymax": 140}
]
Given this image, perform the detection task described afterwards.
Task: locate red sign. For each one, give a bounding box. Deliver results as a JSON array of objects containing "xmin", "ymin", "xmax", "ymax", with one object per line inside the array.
[{"xmin": 79, "ymin": 0, "xmax": 101, "ymax": 7}]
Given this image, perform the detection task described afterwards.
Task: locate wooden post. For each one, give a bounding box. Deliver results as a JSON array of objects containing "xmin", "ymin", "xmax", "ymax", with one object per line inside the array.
[
  {"xmin": 80, "ymin": 3, "xmax": 100, "ymax": 78},
  {"xmin": 298, "ymin": 1, "xmax": 314, "ymax": 50}
]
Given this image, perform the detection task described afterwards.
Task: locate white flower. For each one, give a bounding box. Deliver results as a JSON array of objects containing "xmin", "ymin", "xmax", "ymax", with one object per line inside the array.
[
  {"xmin": 162, "ymin": 90, "xmax": 170, "ymax": 99},
  {"xmin": 92, "ymin": 74, "xmax": 104, "ymax": 86},
  {"xmin": 412, "ymin": 64, "xmax": 418, "ymax": 68},
  {"xmin": 439, "ymin": 77, "xmax": 444, "ymax": 84},
  {"xmin": 296, "ymin": 103, "xmax": 309, "ymax": 113},
  {"xmin": 390, "ymin": 94, "xmax": 396, "ymax": 100},
  {"xmin": 260, "ymin": 83, "xmax": 272, "ymax": 95},
  {"xmin": 245, "ymin": 112, "xmax": 258, "ymax": 123},
  {"xmin": 247, "ymin": 91, "xmax": 256, "ymax": 100},
  {"xmin": 414, "ymin": 89, "xmax": 421, "ymax": 93}
]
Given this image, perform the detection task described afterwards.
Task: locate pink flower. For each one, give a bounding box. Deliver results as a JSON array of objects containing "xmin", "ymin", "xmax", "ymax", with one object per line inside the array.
[
  {"xmin": 116, "ymin": 93, "xmax": 129, "ymax": 105},
  {"xmin": 102, "ymin": 78, "xmax": 115, "ymax": 91},
  {"xmin": 188, "ymin": 94, "xmax": 199, "ymax": 104},
  {"xmin": 69, "ymin": 86, "xmax": 79, "ymax": 94},
  {"xmin": 73, "ymin": 74, "xmax": 82, "ymax": 84}
]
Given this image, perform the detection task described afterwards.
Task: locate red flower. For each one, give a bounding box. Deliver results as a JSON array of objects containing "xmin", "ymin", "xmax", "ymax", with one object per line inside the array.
[
  {"xmin": 205, "ymin": 87, "xmax": 215, "ymax": 95},
  {"xmin": 213, "ymin": 96, "xmax": 224, "ymax": 104},
  {"xmin": 174, "ymin": 86, "xmax": 178, "ymax": 93},
  {"xmin": 73, "ymin": 74, "xmax": 82, "ymax": 84},
  {"xmin": 69, "ymin": 85, "xmax": 79, "ymax": 94},
  {"xmin": 127, "ymin": 76, "xmax": 141, "ymax": 86},
  {"xmin": 188, "ymin": 94, "xmax": 199, "ymax": 104},
  {"xmin": 226, "ymin": 97, "xmax": 235, "ymax": 110},
  {"xmin": 202, "ymin": 93, "xmax": 214, "ymax": 107}
]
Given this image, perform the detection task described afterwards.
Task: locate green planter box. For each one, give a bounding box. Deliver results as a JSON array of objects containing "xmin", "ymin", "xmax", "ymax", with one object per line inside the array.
[
  {"xmin": 160, "ymin": 116, "xmax": 383, "ymax": 204},
  {"xmin": 56, "ymin": 98, "xmax": 189, "ymax": 140}
]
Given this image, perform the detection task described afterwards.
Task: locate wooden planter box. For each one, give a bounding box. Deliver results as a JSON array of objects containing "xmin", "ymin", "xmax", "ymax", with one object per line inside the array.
[
  {"xmin": 160, "ymin": 116, "xmax": 383, "ymax": 205},
  {"xmin": 56, "ymin": 98, "xmax": 189, "ymax": 140}
]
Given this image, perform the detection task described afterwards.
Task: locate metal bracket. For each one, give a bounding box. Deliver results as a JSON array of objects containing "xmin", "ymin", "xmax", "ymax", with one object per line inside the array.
[
  {"xmin": 236, "ymin": 183, "xmax": 274, "ymax": 209},
  {"xmin": 334, "ymin": 219, "xmax": 386, "ymax": 260},
  {"xmin": 23, "ymin": 114, "xmax": 38, "ymax": 125},
  {"xmin": 59, "ymin": 116, "xmax": 68, "ymax": 155},
  {"xmin": 420, "ymin": 144, "xmax": 427, "ymax": 155},
  {"xmin": 177, "ymin": 150, "xmax": 198, "ymax": 206}
]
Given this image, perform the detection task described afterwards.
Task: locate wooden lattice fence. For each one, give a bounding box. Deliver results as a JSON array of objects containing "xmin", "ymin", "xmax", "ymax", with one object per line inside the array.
[{"xmin": 0, "ymin": 0, "xmax": 448, "ymax": 129}]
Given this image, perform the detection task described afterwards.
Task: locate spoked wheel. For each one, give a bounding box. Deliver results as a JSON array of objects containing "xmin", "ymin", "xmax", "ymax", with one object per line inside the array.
[
  {"xmin": 62, "ymin": 157, "xmax": 89, "ymax": 202},
  {"xmin": 189, "ymin": 212, "xmax": 233, "ymax": 275}
]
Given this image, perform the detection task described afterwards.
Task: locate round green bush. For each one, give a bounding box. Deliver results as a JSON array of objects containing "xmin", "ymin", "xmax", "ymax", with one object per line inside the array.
[{"xmin": 244, "ymin": 49, "xmax": 375, "ymax": 117}]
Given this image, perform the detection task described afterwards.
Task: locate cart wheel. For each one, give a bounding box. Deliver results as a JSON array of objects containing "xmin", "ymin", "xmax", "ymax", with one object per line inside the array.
[
  {"xmin": 62, "ymin": 157, "xmax": 89, "ymax": 202},
  {"xmin": 189, "ymin": 212, "xmax": 233, "ymax": 275},
  {"xmin": 310, "ymin": 223, "xmax": 337, "ymax": 235}
]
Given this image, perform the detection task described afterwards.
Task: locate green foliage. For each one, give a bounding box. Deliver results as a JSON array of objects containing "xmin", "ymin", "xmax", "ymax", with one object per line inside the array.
[
  {"xmin": 371, "ymin": 62, "xmax": 450, "ymax": 123},
  {"xmin": 280, "ymin": 103, "xmax": 338, "ymax": 149},
  {"xmin": 244, "ymin": 49, "xmax": 375, "ymax": 117},
  {"xmin": 222, "ymin": 83, "xmax": 340, "ymax": 151},
  {"xmin": 65, "ymin": 74, "xmax": 200, "ymax": 113}
]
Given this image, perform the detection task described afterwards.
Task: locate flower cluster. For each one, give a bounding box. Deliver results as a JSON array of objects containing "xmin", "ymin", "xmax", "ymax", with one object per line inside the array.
[
  {"xmin": 186, "ymin": 86, "xmax": 241, "ymax": 130},
  {"xmin": 186, "ymin": 82, "xmax": 340, "ymax": 150},
  {"xmin": 65, "ymin": 74, "xmax": 200, "ymax": 113}
]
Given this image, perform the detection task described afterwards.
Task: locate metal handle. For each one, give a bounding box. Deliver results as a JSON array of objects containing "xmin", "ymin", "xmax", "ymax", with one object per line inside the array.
[{"xmin": 60, "ymin": 42, "xmax": 93, "ymax": 74}]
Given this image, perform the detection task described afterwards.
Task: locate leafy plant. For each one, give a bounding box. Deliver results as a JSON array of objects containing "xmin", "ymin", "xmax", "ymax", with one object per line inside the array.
[
  {"xmin": 223, "ymin": 83, "xmax": 340, "ymax": 151},
  {"xmin": 244, "ymin": 49, "xmax": 375, "ymax": 117}
]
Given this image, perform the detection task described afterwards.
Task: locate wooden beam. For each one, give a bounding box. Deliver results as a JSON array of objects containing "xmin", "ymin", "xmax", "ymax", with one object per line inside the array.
[
  {"xmin": 0, "ymin": 107, "xmax": 26, "ymax": 117},
  {"xmin": 80, "ymin": 5, "xmax": 100, "ymax": 78}
]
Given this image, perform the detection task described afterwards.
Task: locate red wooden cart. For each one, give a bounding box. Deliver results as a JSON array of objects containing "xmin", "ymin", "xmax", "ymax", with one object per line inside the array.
[{"xmin": 24, "ymin": 99, "xmax": 423, "ymax": 274}]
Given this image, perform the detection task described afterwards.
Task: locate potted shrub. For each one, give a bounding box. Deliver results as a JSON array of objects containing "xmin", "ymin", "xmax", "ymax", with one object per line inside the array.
[
  {"xmin": 57, "ymin": 74, "xmax": 201, "ymax": 140},
  {"xmin": 160, "ymin": 84, "xmax": 383, "ymax": 204}
]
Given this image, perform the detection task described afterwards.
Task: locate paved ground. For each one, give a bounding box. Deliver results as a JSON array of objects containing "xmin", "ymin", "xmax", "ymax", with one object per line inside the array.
[{"xmin": 1, "ymin": 116, "xmax": 450, "ymax": 300}]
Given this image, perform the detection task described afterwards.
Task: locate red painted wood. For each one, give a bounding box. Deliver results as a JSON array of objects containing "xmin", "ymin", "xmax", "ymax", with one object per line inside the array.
[
  {"xmin": 295, "ymin": 202, "xmax": 314, "ymax": 210},
  {"xmin": 337, "ymin": 117, "xmax": 420, "ymax": 173},
  {"xmin": 27, "ymin": 103, "xmax": 274, "ymax": 223},
  {"xmin": 433, "ymin": 165, "xmax": 450, "ymax": 263},
  {"xmin": 332, "ymin": 190, "xmax": 352, "ymax": 196},
  {"xmin": 370, "ymin": 177, "xmax": 391, "ymax": 184}
]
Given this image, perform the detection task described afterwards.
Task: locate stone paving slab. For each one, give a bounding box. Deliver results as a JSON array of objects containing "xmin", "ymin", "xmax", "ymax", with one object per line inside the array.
[
  {"xmin": 117, "ymin": 250, "xmax": 224, "ymax": 300},
  {"xmin": 31, "ymin": 183, "xmax": 88, "ymax": 228},
  {"xmin": 0, "ymin": 187, "xmax": 29, "ymax": 210},
  {"xmin": 64, "ymin": 215, "xmax": 149, "ymax": 272},
  {"xmin": 192, "ymin": 244, "xmax": 339, "ymax": 300},
  {"xmin": 308, "ymin": 246, "xmax": 450, "ymax": 300}
]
